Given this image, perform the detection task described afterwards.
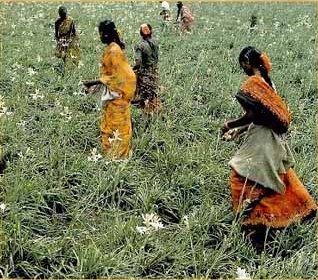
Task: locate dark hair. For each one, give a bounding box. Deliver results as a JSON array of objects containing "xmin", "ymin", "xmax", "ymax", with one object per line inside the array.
[
  {"xmin": 98, "ymin": 20, "xmax": 125, "ymax": 50},
  {"xmin": 141, "ymin": 24, "xmax": 158, "ymax": 60},
  {"xmin": 58, "ymin": 6, "xmax": 67, "ymax": 16},
  {"xmin": 239, "ymin": 46, "xmax": 273, "ymax": 89},
  {"xmin": 140, "ymin": 23, "xmax": 152, "ymax": 38}
]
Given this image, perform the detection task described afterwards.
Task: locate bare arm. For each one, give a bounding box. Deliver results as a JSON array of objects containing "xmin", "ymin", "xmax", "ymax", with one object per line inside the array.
[
  {"xmin": 133, "ymin": 45, "xmax": 142, "ymax": 71},
  {"xmin": 222, "ymin": 123, "xmax": 250, "ymax": 141},
  {"xmin": 54, "ymin": 19, "xmax": 60, "ymax": 40},
  {"xmin": 227, "ymin": 111, "xmax": 253, "ymax": 129},
  {"xmin": 176, "ymin": 7, "xmax": 181, "ymax": 21},
  {"xmin": 221, "ymin": 109, "xmax": 253, "ymax": 136},
  {"xmin": 83, "ymin": 80, "xmax": 101, "ymax": 88}
]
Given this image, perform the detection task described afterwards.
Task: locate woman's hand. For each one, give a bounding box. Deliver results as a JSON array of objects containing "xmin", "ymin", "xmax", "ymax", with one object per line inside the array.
[
  {"xmin": 83, "ymin": 80, "xmax": 101, "ymax": 94},
  {"xmin": 222, "ymin": 128, "xmax": 240, "ymax": 141},
  {"xmin": 133, "ymin": 64, "xmax": 140, "ymax": 72},
  {"xmin": 83, "ymin": 80, "xmax": 101, "ymax": 88},
  {"xmin": 221, "ymin": 122, "xmax": 230, "ymax": 136},
  {"xmin": 84, "ymin": 85, "xmax": 94, "ymax": 95}
]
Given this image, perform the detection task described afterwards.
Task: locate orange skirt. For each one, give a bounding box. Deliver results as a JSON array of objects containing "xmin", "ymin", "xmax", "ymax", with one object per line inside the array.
[
  {"xmin": 230, "ymin": 169, "xmax": 317, "ymax": 228},
  {"xmin": 100, "ymin": 100, "xmax": 132, "ymax": 159}
]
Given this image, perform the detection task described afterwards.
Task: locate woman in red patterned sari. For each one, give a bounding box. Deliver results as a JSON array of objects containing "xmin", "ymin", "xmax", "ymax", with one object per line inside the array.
[{"xmin": 176, "ymin": 1, "xmax": 194, "ymax": 34}]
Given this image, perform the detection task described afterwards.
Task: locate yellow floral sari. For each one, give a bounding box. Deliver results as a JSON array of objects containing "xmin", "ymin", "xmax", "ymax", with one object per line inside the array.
[{"xmin": 99, "ymin": 42, "xmax": 136, "ymax": 159}]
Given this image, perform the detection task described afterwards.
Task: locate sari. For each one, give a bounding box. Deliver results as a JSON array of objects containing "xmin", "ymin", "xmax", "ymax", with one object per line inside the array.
[
  {"xmin": 160, "ymin": 10, "xmax": 172, "ymax": 32},
  {"xmin": 229, "ymin": 75, "xmax": 317, "ymax": 228},
  {"xmin": 180, "ymin": 6, "xmax": 194, "ymax": 32},
  {"xmin": 55, "ymin": 16, "xmax": 80, "ymax": 66},
  {"xmin": 99, "ymin": 42, "xmax": 136, "ymax": 159},
  {"xmin": 134, "ymin": 38, "xmax": 162, "ymax": 116}
]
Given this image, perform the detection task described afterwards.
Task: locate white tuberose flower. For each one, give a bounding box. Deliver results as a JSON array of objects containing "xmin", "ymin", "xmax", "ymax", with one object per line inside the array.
[
  {"xmin": 183, "ymin": 215, "xmax": 190, "ymax": 229},
  {"xmin": 108, "ymin": 129, "xmax": 122, "ymax": 144},
  {"xmin": 136, "ymin": 226, "xmax": 148, "ymax": 235},
  {"xmin": 0, "ymin": 203, "xmax": 6, "ymax": 213},
  {"xmin": 236, "ymin": 267, "xmax": 251, "ymax": 279},
  {"xmin": 72, "ymin": 90, "xmax": 85, "ymax": 96},
  {"xmin": 88, "ymin": 148, "xmax": 103, "ymax": 162},
  {"xmin": 136, "ymin": 213, "xmax": 164, "ymax": 235},
  {"xmin": 60, "ymin": 106, "xmax": 72, "ymax": 121},
  {"xmin": 142, "ymin": 213, "xmax": 164, "ymax": 230},
  {"xmin": 26, "ymin": 81, "xmax": 34, "ymax": 86},
  {"xmin": 30, "ymin": 89, "xmax": 44, "ymax": 100},
  {"xmin": 17, "ymin": 120, "xmax": 26, "ymax": 128},
  {"xmin": 12, "ymin": 62, "xmax": 22, "ymax": 69},
  {"xmin": 0, "ymin": 96, "xmax": 5, "ymax": 108},
  {"xmin": 28, "ymin": 67, "xmax": 36, "ymax": 76},
  {"xmin": 0, "ymin": 96, "xmax": 13, "ymax": 117}
]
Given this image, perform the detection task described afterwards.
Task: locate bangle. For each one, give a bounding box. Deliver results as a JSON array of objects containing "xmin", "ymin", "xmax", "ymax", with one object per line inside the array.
[{"xmin": 225, "ymin": 122, "xmax": 230, "ymax": 129}]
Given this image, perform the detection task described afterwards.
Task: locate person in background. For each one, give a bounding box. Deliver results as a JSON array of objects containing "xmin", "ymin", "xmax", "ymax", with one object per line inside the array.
[
  {"xmin": 221, "ymin": 46, "xmax": 317, "ymax": 249},
  {"xmin": 160, "ymin": 0, "xmax": 170, "ymax": 11},
  {"xmin": 54, "ymin": 6, "xmax": 80, "ymax": 69},
  {"xmin": 133, "ymin": 23, "xmax": 161, "ymax": 118},
  {"xmin": 84, "ymin": 20, "xmax": 136, "ymax": 159},
  {"xmin": 249, "ymin": 14, "xmax": 257, "ymax": 33},
  {"xmin": 176, "ymin": 1, "xmax": 194, "ymax": 34},
  {"xmin": 159, "ymin": 1, "xmax": 172, "ymax": 31}
]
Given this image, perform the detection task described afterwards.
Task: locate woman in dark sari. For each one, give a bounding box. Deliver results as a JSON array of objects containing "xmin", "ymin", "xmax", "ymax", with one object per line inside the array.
[
  {"xmin": 133, "ymin": 24, "xmax": 161, "ymax": 116},
  {"xmin": 55, "ymin": 6, "xmax": 80, "ymax": 68}
]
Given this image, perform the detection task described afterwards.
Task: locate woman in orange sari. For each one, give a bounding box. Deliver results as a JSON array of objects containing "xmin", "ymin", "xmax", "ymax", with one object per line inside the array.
[
  {"xmin": 221, "ymin": 46, "xmax": 317, "ymax": 247},
  {"xmin": 84, "ymin": 20, "xmax": 136, "ymax": 159}
]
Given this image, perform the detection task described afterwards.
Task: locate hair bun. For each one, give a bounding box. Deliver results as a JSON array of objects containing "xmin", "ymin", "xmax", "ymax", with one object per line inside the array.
[{"xmin": 260, "ymin": 52, "xmax": 272, "ymax": 73}]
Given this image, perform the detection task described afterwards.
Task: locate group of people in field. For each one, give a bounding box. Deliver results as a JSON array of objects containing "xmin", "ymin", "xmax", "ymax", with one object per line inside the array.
[
  {"xmin": 54, "ymin": 4, "xmax": 316, "ymax": 249},
  {"xmin": 159, "ymin": 1, "xmax": 195, "ymax": 33}
]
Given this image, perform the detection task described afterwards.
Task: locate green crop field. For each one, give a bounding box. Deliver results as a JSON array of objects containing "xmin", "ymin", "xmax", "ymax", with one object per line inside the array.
[{"xmin": 0, "ymin": 1, "xmax": 316, "ymax": 278}]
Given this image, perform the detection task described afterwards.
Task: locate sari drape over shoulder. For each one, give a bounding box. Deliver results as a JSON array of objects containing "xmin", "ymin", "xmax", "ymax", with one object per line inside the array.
[
  {"xmin": 134, "ymin": 38, "xmax": 162, "ymax": 116},
  {"xmin": 238, "ymin": 76, "xmax": 291, "ymax": 134},
  {"xmin": 180, "ymin": 6, "xmax": 194, "ymax": 32},
  {"xmin": 229, "ymin": 75, "xmax": 316, "ymax": 228},
  {"xmin": 99, "ymin": 42, "xmax": 136, "ymax": 159},
  {"xmin": 55, "ymin": 16, "xmax": 80, "ymax": 66}
]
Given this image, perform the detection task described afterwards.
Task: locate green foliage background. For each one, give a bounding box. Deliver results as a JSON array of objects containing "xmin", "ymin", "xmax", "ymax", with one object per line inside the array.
[{"xmin": 0, "ymin": 2, "xmax": 316, "ymax": 278}]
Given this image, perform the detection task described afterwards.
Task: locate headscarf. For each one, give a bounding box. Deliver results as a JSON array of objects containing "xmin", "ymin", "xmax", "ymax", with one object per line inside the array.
[{"xmin": 161, "ymin": 1, "xmax": 170, "ymax": 11}]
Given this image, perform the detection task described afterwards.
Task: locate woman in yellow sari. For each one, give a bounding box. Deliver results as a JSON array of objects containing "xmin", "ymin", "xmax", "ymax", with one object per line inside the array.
[
  {"xmin": 221, "ymin": 46, "xmax": 317, "ymax": 248},
  {"xmin": 55, "ymin": 6, "xmax": 80, "ymax": 68},
  {"xmin": 84, "ymin": 20, "xmax": 136, "ymax": 159}
]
